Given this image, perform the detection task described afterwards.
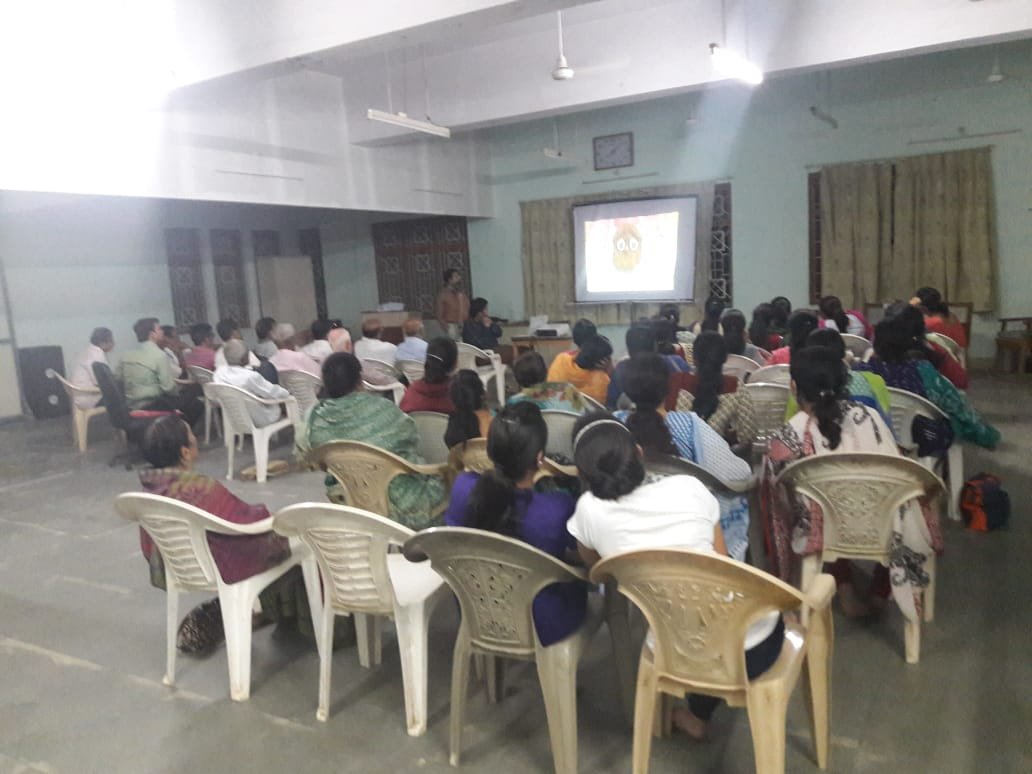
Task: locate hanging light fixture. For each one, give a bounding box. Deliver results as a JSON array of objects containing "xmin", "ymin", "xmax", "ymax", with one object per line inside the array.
[{"xmin": 710, "ymin": 0, "xmax": 763, "ymax": 86}]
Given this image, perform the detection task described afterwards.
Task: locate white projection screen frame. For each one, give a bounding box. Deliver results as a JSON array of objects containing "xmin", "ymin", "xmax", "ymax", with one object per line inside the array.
[{"xmin": 573, "ymin": 196, "xmax": 698, "ymax": 303}]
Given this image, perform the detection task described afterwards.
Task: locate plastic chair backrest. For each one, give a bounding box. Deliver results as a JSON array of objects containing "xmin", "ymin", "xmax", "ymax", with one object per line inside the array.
[
  {"xmin": 590, "ymin": 549, "xmax": 802, "ymax": 688},
  {"xmin": 278, "ymin": 369, "xmax": 322, "ymax": 416},
  {"xmin": 403, "ymin": 526, "xmax": 585, "ymax": 655},
  {"xmin": 840, "ymin": 334, "xmax": 872, "ymax": 360},
  {"xmin": 579, "ymin": 392, "xmax": 606, "ymax": 412},
  {"xmin": 410, "ymin": 411, "xmax": 451, "ymax": 464},
  {"xmin": 187, "ymin": 365, "xmax": 215, "ymax": 385},
  {"xmin": 775, "ymin": 453, "xmax": 944, "ymax": 560},
  {"xmin": 115, "ymin": 492, "xmax": 271, "ymax": 591},
  {"xmin": 274, "ymin": 502, "xmax": 413, "ymax": 615},
  {"xmin": 748, "ymin": 365, "xmax": 791, "ymax": 387},
  {"xmin": 307, "ymin": 440, "xmax": 431, "ymax": 515},
  {"xmin": 204, "ymin": 382, "xmax": 261, "ymax": 435},
  {"xmin": 396, "ymin": 359, "xmax": 425, "ymax": 382},
  {"xmin": 741, "ymin": 382, "xmax": 791, "ymax": 442},
  {"xmin": 885, "ymin": 387, "xmax": 946, "ymax": 455},
  {"xmin": 723, "ymin": 354, "xmax": 760, "ymax": 382},
  {"xmin": 926, "ymin": 332, "xmax": 961, "ymax": 359},
  {"xmin": 92, "ymin": 362, "xmax": 132, "ymax": 430},
  {"xmin": 456, "ymin": 437, "xmax": 492, "ymax": 473},
  {"xmin": 541, "ymin": 410, "xmax": 579, "ymax": 461},
  {"xmin": 47, "ymin": 368, "xmax": 94, "ymax": 399},
  {"xmin": 361, "ymin": 358, "xmax": 402, "ymax": 384},
  {"xmin": 643, "ymin": 450, "xmax": 753, "ymax": 495}
]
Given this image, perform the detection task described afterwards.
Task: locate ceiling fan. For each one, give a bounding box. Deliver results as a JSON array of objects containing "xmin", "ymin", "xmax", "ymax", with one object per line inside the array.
[{"xmin": 549, "ymin": 11, "xmax": 630, "ymax": 82}]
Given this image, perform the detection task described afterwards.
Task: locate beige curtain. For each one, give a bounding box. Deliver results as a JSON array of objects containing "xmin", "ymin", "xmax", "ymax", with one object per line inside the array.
[
  {"xmin": 818, "ymin": 147, "xmax": 996, "ymax": 312},
  {"xmin": 520, "ymin": 182, "xmax": 716, "ymax": 326}
]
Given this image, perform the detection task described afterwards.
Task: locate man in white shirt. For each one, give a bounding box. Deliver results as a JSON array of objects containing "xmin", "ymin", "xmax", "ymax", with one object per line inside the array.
[
  {"xmin": 300, "ymin": 318, "xmax": 334, "ymax": 363},
  {"xmin": 214, "ymin": 340, "xmax": 290, "ymax": 427},
  {"xmin": 214, "ymin": 318, "xmax": 260, "ymax": 369},
  {"xmin": 71, "ymin": 327, "xmax": 114, "ymax": 408},
  {"xmin": 353, "ymin": 318, "xmax": 398, "ymax": 364},
  {"xmin": 394, "ymin": 318, "xmax": 428, "ymax": 364}
]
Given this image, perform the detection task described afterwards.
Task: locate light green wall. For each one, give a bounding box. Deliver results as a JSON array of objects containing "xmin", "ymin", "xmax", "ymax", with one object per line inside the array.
[{"xmin": 468, "ymin": 41, "xmax": 1032, "ymax": 359}]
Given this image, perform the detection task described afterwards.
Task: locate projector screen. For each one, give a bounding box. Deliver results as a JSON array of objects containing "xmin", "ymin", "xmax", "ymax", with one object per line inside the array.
[{"xmin": 573, "ymin": 196, "xmax": 697, "ymax": 303}]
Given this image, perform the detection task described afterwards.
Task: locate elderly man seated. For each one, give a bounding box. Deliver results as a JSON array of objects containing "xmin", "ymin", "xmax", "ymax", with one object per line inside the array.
[
  {"xmin": 354, "ymin": 318, "xmax": 398, "ymax": 363},
  {"xmin": 214, "ymin": 340, "xmax": 290, "ymax": 427},
  {"xmin": 395, "ymin": 318, "xmax": 428, "ymax": 363},
  {"xmin": 268, "ymin": 323, "xmax": 321, "ymax": 377}
]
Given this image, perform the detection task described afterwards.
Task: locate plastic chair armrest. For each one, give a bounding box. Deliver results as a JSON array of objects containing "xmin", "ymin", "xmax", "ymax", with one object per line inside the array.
[
  {"xmin": 803, "ymin": 573, "xmax": 836, "ymax": 613},
  {"xmin": 406, "ymin": 462, "xmax": 450, "ymax": 476}
]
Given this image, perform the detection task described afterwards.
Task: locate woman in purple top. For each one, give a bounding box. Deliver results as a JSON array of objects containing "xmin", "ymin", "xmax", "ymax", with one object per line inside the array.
[{"xmin": 443, "ymin": 402, "xmax": 586, "ymax": 646}]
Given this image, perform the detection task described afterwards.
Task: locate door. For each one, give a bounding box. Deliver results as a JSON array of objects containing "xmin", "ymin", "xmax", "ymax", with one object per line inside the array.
[{"xmin": 255, "ymin": 255, "xmax": 319, "ymax": 326}]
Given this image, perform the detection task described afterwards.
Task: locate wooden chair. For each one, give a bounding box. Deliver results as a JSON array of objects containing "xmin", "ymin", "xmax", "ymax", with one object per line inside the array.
[
  {"xmin": 186, "ymin": 365, "xmax": 221, "ymax": 444},
  {"xmin": 457, "ymin": 343, "xmax": 507, "ymax": 406},
  {"xmin": 409, "ymin": 411, "xmax": 451, "ymax": 465},
  {"xmin": 273, "ymin": 503, "xmax": 448, "ymax": 732},
  {"xmin": 203, "ymin": 383, "xmax": 297, "ymax": 484},
  {"xmin": 403, "ymin": 527, "xmax": 603, "ymax": 774},
  {"xmin": 775, "ymin": 453, "xmax": 945, "ymax": 663},
  {"xmin": 590, "ymin": 549, "xmax": 835, "ymax": 774},
  {"xmin": 994, "ymin": 317, "xmax": 1032, "ymax": 374},
  {"xmin": 47, "ymin": 369, "xmax": 105, "ymax": 452},
  {"xmin": 114, "ymin": 492, "xmax": 318, "ymax": 701}
]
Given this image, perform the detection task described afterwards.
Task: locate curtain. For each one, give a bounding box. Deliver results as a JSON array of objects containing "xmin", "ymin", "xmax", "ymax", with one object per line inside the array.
[
  {"xmin": 818, "ymin": 147, "xmax": 995, "ymax": 312},
  {"xmin": 520, "ymin": 181, "xmax": 716, "ymax": 326}
]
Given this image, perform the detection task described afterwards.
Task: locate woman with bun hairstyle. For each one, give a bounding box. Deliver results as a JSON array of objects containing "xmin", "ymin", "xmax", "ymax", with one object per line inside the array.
[{"xmin": 817, "ymin": 295, "xmax": 871, "ymax": 338}]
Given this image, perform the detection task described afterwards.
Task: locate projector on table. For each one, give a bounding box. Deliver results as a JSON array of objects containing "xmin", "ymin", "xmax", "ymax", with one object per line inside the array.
[{"xmin": 533, "ymin": 323, "xmax": 571, "ymax": 338}]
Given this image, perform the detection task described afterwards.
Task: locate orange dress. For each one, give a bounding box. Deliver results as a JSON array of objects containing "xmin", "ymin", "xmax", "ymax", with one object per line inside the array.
[{"xmin": 546, "ymin": 351, "xmax": 610, "ymax": 404}]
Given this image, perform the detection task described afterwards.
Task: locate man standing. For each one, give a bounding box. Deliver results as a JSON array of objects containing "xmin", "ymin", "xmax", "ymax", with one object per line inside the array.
[
  {"xmin": 435, "ymin": 268, "xmax": 469, "ymax": 341},
  {"xmin": 119, "ymin": 317, "xmax": 203, "ymax": 425},
  {"xmin": 71, "ymin": 327, "xmax": 114, "ymax": 408}
]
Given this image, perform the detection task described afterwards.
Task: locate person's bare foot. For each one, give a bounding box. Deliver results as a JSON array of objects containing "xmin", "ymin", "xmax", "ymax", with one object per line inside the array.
[
  {"xmin": 671, "ymin": 707, "xmax": 708, "ymax": 741},
  {"xmin": 837, "ymin": 581, "xmax": 872, "ymax": 619}
]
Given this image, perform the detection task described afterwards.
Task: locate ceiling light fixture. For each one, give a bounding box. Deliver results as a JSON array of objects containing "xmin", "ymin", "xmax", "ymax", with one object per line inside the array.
[
  {"xmin": 710, "ymin": 43, "xmax": 763, "ymax": 85},
  {"xmin": 366, "ymin": 109, "xmax": 451, "ymax": 138},
  {"xmin": 986, "ymin": 57, "xmax": 1005, "ymax": 83}
]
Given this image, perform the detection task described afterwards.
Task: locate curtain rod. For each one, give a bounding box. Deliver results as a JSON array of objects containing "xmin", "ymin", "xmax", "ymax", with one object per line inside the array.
[{"xmin": 804, "ymin": 142, "xmax": 1000, "ymax": 171}]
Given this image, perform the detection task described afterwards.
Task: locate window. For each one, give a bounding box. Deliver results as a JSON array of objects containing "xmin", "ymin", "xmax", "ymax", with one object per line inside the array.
[
  {"xmin": 808, "ymin": 171, "xmax": 822, "ymax": 302},
  {"xmin": 163, "ymin": 228, "xmax": 206, "ymax": 328},
  {"xmin": 210, "ymin": 229, "xmax": 250, "ymax": 326},
  {"xmin": 709, "ymin": 181, "xmax": 733, "ymax": 303}
]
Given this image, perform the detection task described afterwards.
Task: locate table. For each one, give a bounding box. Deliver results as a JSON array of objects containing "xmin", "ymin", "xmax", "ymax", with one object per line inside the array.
[{"xmin": 995, "ymin": 317, "xmax": 1032, "ymax": 374}]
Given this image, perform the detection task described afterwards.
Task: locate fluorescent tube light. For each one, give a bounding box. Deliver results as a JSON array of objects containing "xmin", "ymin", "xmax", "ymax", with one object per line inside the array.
[
  {"xmin": 709, "ymin": 43, "xmax": 763, "ymax": 86},
  {"xmin": 366, "ymin": 109, "xmax": 451, "ymax": 138}
]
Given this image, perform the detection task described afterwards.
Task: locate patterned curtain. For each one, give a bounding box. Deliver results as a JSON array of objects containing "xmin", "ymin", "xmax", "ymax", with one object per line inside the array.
[
  {"xmin": 818, "ymin": 147, "xmax": 995, "ymax": 312},
  {"xmin": 372, "ymin": 217, "xmax": 470, "ymax": 317},
  {"xmin": 163, "ymin": 228, "xmax": 206, "ymax": 329},
  {"xmin": 520, "ymin": 181, "xmax": 717, "ymax": 326},
  {"xmin": 210, "ymin": 229, "xmax": 250, "ymax": 326}
]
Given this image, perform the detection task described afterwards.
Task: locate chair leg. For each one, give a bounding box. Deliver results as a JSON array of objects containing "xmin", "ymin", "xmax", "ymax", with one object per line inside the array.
[
  {"xmin": 537, "ymin": 641, "xmax": 580, "ymax": 774},
  {"xmin": 74, "ymin": 409, "xmax": 89, "ymax": 452},
  {"xmin": 301, "ymin": 558, "xmax": 325, "ymax": 658},
  {"xmin": 604, "ymin": 584, "xmax": 637, "ymax": 726},
  {"xmin": 395, "ymin": 601, "xmax": 431, "ymax": 736},
  {"xmin": 163, "ymin": 588, "xmax": 179, "ymax": 686},
  {"xmin": 803, "ymin": 607, "xmax": 833, "ymax": 770},
  {"xmin": 226, "ymin": 434, "xmax": 235, "ymax": 481},
  {"xmin": 494, "ymin": 368, "xmax": 505, "ymax": 406},
  {"xmin": 904, "ymin": 616, "xmax": 921, "ymax": 664},
  {"xmin": 204, "ymin": 400, "xmax": 214, "ymax": 445},
  {"xmin": 253, "ymin": 432, "xmax": 270, "ymax": 484},
  {"xmin": 947, "ymin": 444, "xmax": 963, "ymax": 521},
  {"xmin": 219, "ymin": 585, "xmax": 255, "ymax": 701},
  {"xmin": 632, "ymin": 655, "xmax": 658, "ymax": 774},
  {"xmin": 745, "ymin": 679, "xmax": 790, "ymax": 774},
  {"xmin": 316, "ymin": 603, "xmax": 336, "ymax": 722},
  {"xmin": 355, "ymin": 613, "xmax": 382, "ymax": 668},
  {"xmin": 799, "ymin": 555, "xmax": 821, "ymax": 626},
  {"xmin": 449, "ymin": 633, "xmax": 473, "ymax": 767},
  {"xmin": 924, "ymin": 554, "xmax": 936, "ymax": 623}
]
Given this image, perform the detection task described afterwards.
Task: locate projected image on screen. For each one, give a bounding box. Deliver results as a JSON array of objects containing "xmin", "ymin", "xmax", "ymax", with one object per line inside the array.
[
  {"xmin": 573, "ymin": 196, "xmax": 697, "ymax": 304},
  {"xmin": 583, "ymin": 212, "xmax": 679, "ymax": 293}
]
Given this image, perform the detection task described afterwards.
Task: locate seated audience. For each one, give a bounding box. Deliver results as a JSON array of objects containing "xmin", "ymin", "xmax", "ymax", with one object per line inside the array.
[
  {"xmin": 509, "ymin": 351, "xmax": 585, "ymax": 412},
  {"xmin": 300, "ymin": 352, "xmax": 446, "ymax": 529},
  {"xmin": 461, "ymin": 297, "xmax": 502, "ymax": 350},
  {"xmin": 353, "ymin": 318, "xmax": 398, "ymax": 363},
  {"xmin": 568, "ymin": 413, "xmax": 782, "ymax": 740},
  {"xmin": 607, "ymin": 323, "xmax": 688, "ymax": 409},
  {"xmin": 72, "ymin": 326, "xmax": 114, "ymax": 408},
  {"xmin": 615, "ymin": 353, "xmax": 753, "ymax": 561},
  {"xmin": 161, "ymin": 325, "xmax": 186, "ymax": 377},
  {"xmin": 666, "ymin": 330, "xmax": 739, "ymax": 411},
  {"xmin": 138, "ymin": 415, "xmax": 306, "ymax": 653},
  {"xmin": 748, "ymin": 302, "xmax": 782, "ymax": 351},
  {"xmin": 268, "ymin": 323, "xmax": 321, "ymax": 378},
  {"xmin": 184, "ymin": 323, "xmax": 217, "ymax": 371},
  {"xmin": 769, "ymin": 295, "xmax": 793, "ymax": 339},
  {"xmin": 444, "ymin": 402, "xmax": 586, "ymax": 646},
  {"xmin": 301, "ymin": 319, "xmax": 334, "ymax": 363},
  {"xmin": 253, "ymin": 317, "xmax": 278, "ymax": 359},
  {"xmin": 546, "ymin": 318, "xmax": 597, "ymax": 383},
  {"xmin": 395, "ymin": 318, "xmax": 429, "ymax": 363},
  {"xmin": 912, "ymin": 286, "xmax": 968, "ymax": 348},
  {"xmin": 444, "ymin": 370, "xmax": 492, "ymax": 448},
  {"xmin": 119, "ymin": 317, "xmax": 203, "ymax": 425},
  {"xmin": 689, "ymin": 294, "xmax": 725, "ymax": 335},
  {"xmin": 400, "ymin": 337, "xmax": 458, "ymax": 414},
  {"xmin": 552, "ymin": 334, "xmax": 612, "ymax": 405},
  {"xmin": 651, "ymin": 316, "xmax": 690, "ymax": 361},
  {"xmin": 764, "ymin": 346, "xmax": 943, "ymax": 619},
  {"xmin": 328, "ymin": 326, "xmax": 352, "ymax": 354},
  {"xmin": 214, "ymin": 340, "xmax": 290, "ymax": 427},
  {"xmin": 885, "ymin": 302, "xmax": 968, "ymax": 389},
  {"xmin": 818, "ymin": 295, "xmax": 871, "ymax": 338},
  {"xmin": 214, "ymin": 318, "xmax": 260, "ymax": 369},
  {"xmin": 657, "ymin": 303, "xmax": 687, "ymax": 333},
  {"xmin": 856, "ymin": 318, "xmax": 999, "ymax": 447},
  {"xmin": 722, "ymin": 308, "xmax": 768, "ymax": 364},
  {"xmin": 767, "ymin": 309, "xmax": 819, "ymax": 365},
  {"xmin": 679, "ymin": 332, "xmax": 756, "ymax": 447}
]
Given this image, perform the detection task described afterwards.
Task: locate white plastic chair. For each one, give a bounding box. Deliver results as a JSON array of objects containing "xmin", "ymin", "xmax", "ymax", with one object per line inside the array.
[
  {"xmin": 840, "ymin": 334, "xmax": 873, "ymax": 362},
  {"xmin": 47, "ymin": 369, "xmax": 106, "ymax": 452},
  {"xmin": 748, "ymin": 365, "xmax": 791, "ymax": 387},
  {"xmin": 273, "ymin": 503, "xmax": 448, "ymax": 731},
  {"xmin": 579, "ymin": 392, "xmax": 606, "ymax": 412},
  {"xmin": 926, "ymin": 332, "xmax": 963, "ymax": 365},
  {"xmin": 742, "ymin": 382, "xmax": 792, "ymax": 457},
  {"xmin": 775, "ymin": 453, "xmax": 946, "ymax": 663},
  {"xmin": 886, "ymin": 387, "xmax": 963, "ymax": 521},
  {"xmin": 203, "ymin": 383, "xmax": 297, "ymax": 483},
  {"xmin": 114, "ymin": 492, "xmax": 319, "ymax": 701},
  {"xmin": 457, "ymin": 343, "xmax": 506, "ymax": 406},
  {"xmin": 409, "ymin": 411, "xmax": 451, "ymax": 465},
  {"xmin": 541, "ymin": 409, "xmax": 579, "ymax": 462},
  {"xmin": 278, "ymin": 369, "xmax": 322, "ymax": 419},
  {"xmin": 403, "ymin": 527, "xmax": 602, "ymax": 774},
  {"xmin": 723, "ymin": 354, "xmax": 761, "ymax": 383},
  {"xmin": 397, "ymin": 358, "xmax": 425, "ymax": 383},
  {"xmin": 187, "ymin": 365, "xmax": 221, "ymax": 444}
]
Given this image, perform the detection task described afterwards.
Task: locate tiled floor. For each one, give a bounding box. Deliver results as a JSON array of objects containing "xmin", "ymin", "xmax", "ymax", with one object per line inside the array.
[{"xmin": 1, "ymin": 375, "xmax": 1030, "ymax": 773}]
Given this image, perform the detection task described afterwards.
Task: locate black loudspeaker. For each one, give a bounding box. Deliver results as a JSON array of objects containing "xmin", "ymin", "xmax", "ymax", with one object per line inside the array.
[{"xmin": 19, "ymin": 346, "xmax": 69, "ymax": 419}]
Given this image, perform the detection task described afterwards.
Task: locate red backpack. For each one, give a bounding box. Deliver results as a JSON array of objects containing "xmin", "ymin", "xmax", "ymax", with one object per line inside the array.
[{"xmin": 960, "ymin": 473, "xmax": 1010, "ymax": 532}]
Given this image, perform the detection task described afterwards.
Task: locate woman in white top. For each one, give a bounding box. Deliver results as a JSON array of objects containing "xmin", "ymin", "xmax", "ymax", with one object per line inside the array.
[{"xmin": 567, "ymin": 413, "xmax": 783, "ymax": 741}]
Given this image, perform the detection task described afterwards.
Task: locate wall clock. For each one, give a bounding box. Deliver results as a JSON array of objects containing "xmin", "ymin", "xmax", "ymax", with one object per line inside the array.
[{"xmin": 592, "ymin": 132, "xmax": 634, "ymax": 171}]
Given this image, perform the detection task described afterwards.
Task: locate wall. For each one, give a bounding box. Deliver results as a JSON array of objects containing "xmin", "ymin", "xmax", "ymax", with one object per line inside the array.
[{"xmin": 467, "ymin": 40, "xmax": 1032, "ymax": 359}]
